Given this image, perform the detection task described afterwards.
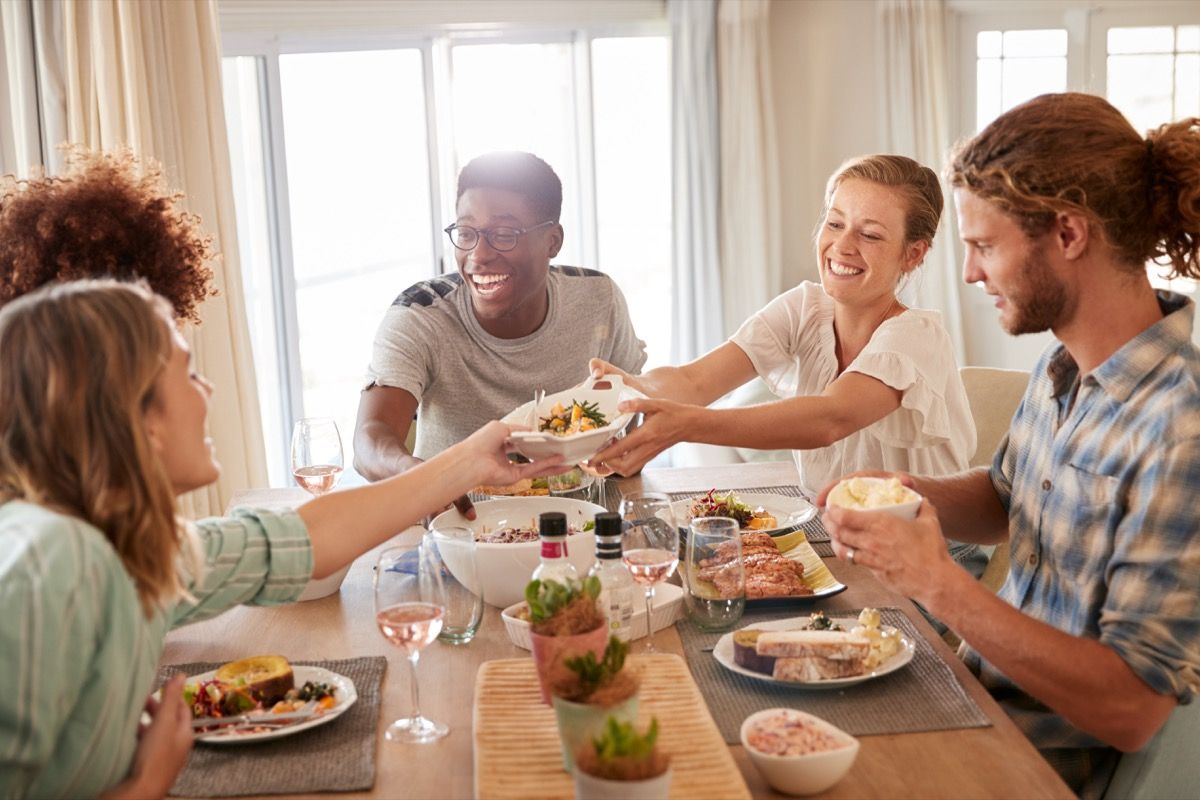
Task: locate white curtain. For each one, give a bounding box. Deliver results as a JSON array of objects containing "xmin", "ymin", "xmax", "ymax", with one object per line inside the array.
[
  {"xmin": 669, "ymin": 0, "xmax": 724, "ymax": 363},
  {"xmin": 4, "ymin": 0, "xmax": 267, "ymax": 517},
  {"xmin": 0, "ymin": 0, "xmax": 42, "ymax": 176},
  {"xmin": 716, "ymin": 0, "xmax": 781, "ymax": 337},
  {"xmin": 878, "ymin": 0, "xmax": 966, "ymax": 362}
]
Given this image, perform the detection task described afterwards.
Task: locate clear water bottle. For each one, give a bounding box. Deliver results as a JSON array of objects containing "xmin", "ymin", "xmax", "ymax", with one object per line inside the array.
[
  {"xmin": 587, "ymin": 512, "xmax": 635, "ymax": 642},
  {"xmin": 531, "ymin": 511, "xmax": 579, "ymax": 586}
]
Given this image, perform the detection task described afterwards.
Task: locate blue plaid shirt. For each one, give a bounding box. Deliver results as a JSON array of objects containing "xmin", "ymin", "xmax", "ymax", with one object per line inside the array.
[{"xmin": 963, "ymin": 291, "xmax": 1200, "ymax": 766}]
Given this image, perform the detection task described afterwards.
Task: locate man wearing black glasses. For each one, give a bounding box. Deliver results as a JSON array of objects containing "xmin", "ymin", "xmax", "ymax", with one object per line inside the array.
[{"xmin": 354, "ymin": 151, "xmax": 646, "ymax": 516}]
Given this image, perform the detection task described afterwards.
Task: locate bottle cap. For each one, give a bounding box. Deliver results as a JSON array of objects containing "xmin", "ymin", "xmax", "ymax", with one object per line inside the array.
[
  {"xmin": 539, "ymin": 511, "xmax": 567, "ymax": 538},
  {"xmin": 594, "ymin": 512, "xmax": 622, "ymax": 537}
]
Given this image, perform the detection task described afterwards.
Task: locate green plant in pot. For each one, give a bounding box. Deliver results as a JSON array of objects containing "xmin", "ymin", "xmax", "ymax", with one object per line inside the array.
[
  {"xmin": 526, "ymin": 576, "xmax": 608, "ymax": 704},
  {"xmin": 549, "ymin": 636, "xmax": 640, "ymax": 771},
  {"xmin": 573, "ymin": 716, "xmax": 672, "ymax": 800}
]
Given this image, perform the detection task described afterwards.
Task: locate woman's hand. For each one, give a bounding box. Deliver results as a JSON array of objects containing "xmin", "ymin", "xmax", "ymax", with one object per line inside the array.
[
  {"xmin": 588, "ymin": 358, "xmax": 651, "ymax": 395},
  {"xmin": 460, "ymin": 421, "xmax": 565, "ymax": 488},
  {"xmin": 102, "ymin": 674, "xmax": 193, "ymax": 799},
  {"xmin": 590, "ymin": 398, "xmax": 695, "ymax": 476}
]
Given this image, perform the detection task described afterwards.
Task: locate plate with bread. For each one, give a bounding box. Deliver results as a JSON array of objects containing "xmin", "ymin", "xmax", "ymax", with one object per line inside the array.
[
  {"xmin": 671, "ymin": 490, "xmax": 817, "ymax": 536},
  {"xmin": 686, "ymin": 530, "xmax": 845, "ymax": 605},
  {"xmin": 713, "ymin": 609, "xmax": 915, "ymax": 688}
]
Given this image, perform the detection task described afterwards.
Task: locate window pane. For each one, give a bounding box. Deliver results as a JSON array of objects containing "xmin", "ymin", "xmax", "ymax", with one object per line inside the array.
[
  {"xmin": 1108, "ymin": 54, "xmax": 1175, "ymax": 133},
  {"xmin": 976, "ymin": 58, "xmax": 1002, "ymax": 131},
  {"xmin": 221, "ymin": 56, "xmax": 287, "ymax": 486},
  {"xmin": 1177, "ymin": 54, "xmax": 1200, "ymax": 119},
  {"xmin": 450, "ymin": 43, "xmax": 582, "ymax": 266},
  {"xmin": 977, "ymin": 30, "xmax": 1001, "ymax": 58},
  {"xmin": 1108, "ymin": 26, "xmax": 1174, "ymax": 55},
  {"xmin": 1179, "ymin": 26, "xmax": 1200, "ymax": 53},
  {"xmin": 278, "ymin": 49, "xmax": 433, "ymax": 474},
  {"xmin": 592, "ymin": 36, "xmax": 671, "ymax": 369},
  {"xmin": 1002, "ymin": 29, "xmax": 1067, "ymax": 58},
  {"xmin": 1002, "ymin": 57, "xmax": 1066, "ymax": 110}
]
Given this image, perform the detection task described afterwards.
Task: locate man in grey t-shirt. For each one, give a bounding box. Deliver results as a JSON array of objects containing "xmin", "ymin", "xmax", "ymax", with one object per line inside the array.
[{"xmin": 354, "ymin": 151, "xmax": 646, "ymax": 517}]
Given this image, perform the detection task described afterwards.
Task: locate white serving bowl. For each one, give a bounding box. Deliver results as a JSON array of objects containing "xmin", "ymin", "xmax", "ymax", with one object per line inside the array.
[
  {"xmin": 826, "ymin": 476, "xmax": 922, "ymax": 521},
  {"xmin": 295, "ymin": 562, "xmax": 352, "ymax": 601},
  {"xmin": 740, "ymin": 709, "xmax": 859, "ymax": 796},
  {"xmin": 501, "ymin": 583, "xmax": 686, "ymax": 650},
  {"xmin": 503, "ymin": 375, "xmax": 644, "ymax": 464},
  {"xmin": 431, "ymin": 496, "xmax": 606, "ymax": 608}
]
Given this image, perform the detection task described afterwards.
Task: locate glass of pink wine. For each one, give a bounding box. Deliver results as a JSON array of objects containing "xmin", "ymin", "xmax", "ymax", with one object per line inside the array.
[
  {"xmin": 374, "ymin": 542, "xmax": 450, "ymax": 743},
  {"xmin": 619, "ymin": 492, "xmax": 678, "ymax": 653},
  {"xmin": 290, "ymin": 418, "xmax": 343, "ymax": 496}
]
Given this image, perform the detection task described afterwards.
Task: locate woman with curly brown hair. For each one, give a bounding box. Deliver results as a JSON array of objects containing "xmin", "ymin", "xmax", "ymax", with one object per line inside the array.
[{"xmin": 0, "ymin": 148, "xmax": 215, "ymax": 324}]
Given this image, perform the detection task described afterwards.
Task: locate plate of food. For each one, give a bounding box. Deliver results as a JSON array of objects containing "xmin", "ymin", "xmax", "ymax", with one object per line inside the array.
[
  {"xmin": 713, "ymin": 609, "xmax": 915, "ymax": 688},
  {"xmin": 671, "ymin": 490, "xmax": 817, "ymax": 536},
  {"xmin": 475, "ymin": 467, "xmax": 596, "ymax": 498},
  {"xmin": 502, "ymin": 375, "xmax": 645, "ymax": 464},
  {"xmin": 179, "ymin": 656, "xmax": 357, "ymax": 743},
  {"xmin": 685, "ymin": 530, "xmax": 845, "ymax": 605}
]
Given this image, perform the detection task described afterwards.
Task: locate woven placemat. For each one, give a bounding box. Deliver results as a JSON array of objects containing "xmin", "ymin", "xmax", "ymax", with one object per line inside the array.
[
  {"xmin": 677, "ymin": 608, "xmax": 990, "ymax": 743},
  {"xmin": 157, "ymin": 656, "xmax": 386, "ymax": 797},
  {"xmin": 474, "ymin": 654, "xmax": 750, "ymax": 800}
]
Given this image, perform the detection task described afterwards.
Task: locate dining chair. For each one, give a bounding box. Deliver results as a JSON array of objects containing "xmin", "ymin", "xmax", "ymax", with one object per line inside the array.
[{"xmin": 1104, "ymin": 701, "xmax": 1200, "ymax": 799}]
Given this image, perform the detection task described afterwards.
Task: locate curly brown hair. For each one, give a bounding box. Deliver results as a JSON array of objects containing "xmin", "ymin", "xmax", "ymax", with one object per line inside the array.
[
  {"xmin": 0, "ymin": 148, "xmax": 217, "ymax": 323},
  {"xmin": 948, "ymin": 93, "xmax": 1200, "ymax": 279}
]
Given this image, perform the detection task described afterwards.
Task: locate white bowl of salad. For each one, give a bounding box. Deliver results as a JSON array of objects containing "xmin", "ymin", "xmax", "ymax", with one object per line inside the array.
[{"xmin": 502, "ymin": 375, "xmax": 645, "ymax": 464}]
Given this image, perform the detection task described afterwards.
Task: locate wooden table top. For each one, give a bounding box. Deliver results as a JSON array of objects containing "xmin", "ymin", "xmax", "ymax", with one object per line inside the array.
[{"xmin": 162, "ymin": 461, "xmax": 1071, "ymax": 799}]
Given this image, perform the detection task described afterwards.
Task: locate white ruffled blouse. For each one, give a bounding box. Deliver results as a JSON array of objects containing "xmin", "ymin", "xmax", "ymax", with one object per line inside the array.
[{"xmin": 729, "ymin": 281, "xmax": 976, "ymax": 495}]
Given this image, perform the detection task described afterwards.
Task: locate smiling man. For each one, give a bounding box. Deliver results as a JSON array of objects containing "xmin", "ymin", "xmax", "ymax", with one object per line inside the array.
[
  {"xmin": 354, "ymin": 151, "xmax": 646, "ymax": 514},
  {"xmin": 820, "ymin": 94, "xmax": 1200, "ymax": 798}
]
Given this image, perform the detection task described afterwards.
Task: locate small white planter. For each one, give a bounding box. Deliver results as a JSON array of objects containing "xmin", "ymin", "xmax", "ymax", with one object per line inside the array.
[{"xmin": 572, "ymin": 766, "xmax": 671, "ymax": 800}]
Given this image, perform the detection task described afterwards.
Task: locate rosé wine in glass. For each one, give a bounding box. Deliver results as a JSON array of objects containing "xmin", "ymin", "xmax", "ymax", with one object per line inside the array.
[
  {"xmin": 618, "ymin": 493, "xmax": 678, "ymax": 653},
  {"xmin": 291, "ymin": 418, "xmax": 344, "ymax": 496},
  {"xmin": 293, "ymin": 464, "xmax": 343, "ymax": 495},
  {"xmin": 376, "ymin": 602, "xmax": 444, "ymax": 652}
]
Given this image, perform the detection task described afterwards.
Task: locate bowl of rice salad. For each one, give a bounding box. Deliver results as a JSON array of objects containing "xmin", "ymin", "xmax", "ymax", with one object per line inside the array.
[{"xmin": 740, "ymin": 708, "xmax": 859, "ymax": 795}]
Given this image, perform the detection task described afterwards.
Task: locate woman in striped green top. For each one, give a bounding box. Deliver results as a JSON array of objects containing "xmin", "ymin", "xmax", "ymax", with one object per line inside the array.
[{"xmin": 0, "ymin": 280, "xmax": 563, "ymax": 799}]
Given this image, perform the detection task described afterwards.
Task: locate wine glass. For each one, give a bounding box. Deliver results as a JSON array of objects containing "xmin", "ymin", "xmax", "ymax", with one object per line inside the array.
[
  {"xmin": 579, "ymin": 429, "xmax": 626, "ymax": 510},
  {"xmin": 619, "ymin": 492, "xmax": 679, "ymax": 653},
  {"xmin": 374, "ymin": 542, "xmax": 449, "ymax": 743},
  {"xmin": 291, "ymin": 418, "xmax": 343, "ymax": 496}
]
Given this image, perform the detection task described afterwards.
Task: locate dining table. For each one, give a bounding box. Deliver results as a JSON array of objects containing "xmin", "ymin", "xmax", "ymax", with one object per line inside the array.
[{"xmin": 161, "ymin": 460, "xmax": 1073, "ymax": 799}]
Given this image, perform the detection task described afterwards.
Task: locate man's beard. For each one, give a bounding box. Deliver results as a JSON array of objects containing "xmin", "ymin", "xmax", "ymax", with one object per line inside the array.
[{"xmin": 1002, "ymin": 242, "xmax": 1069, "ymax": 336}]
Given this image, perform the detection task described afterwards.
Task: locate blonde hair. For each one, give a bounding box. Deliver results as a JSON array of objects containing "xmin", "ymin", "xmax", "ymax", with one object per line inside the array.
[
  {"xmin": 822, "ymin": 154, "xmax": 945, "ymax": 250},
  {"xmin": 0, "ymin": 279, "xmax": 197, "ymax": 615},
  {"xmin": 948, "ymin": 92, "xmax": 1200, "ymax": 278}
]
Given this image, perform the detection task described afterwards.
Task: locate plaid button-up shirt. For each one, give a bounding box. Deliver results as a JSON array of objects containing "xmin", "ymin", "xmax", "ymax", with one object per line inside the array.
[{"xmin": 962, "ymin": 291, "xmax": 1200, "ymax": 789}]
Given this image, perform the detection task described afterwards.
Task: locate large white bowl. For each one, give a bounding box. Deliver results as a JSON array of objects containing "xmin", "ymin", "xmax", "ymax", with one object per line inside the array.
[
  {"xmin": 826, "ymin": 476, "xmax": 922, "ymax": 521},
  {"xmin": 295, "ymin": 563, "xmax": 351, "ymax": 601},
  {"xmin": 740, "ymin": 709, "xmax": 859, "ymax": 795},
  {"xmin": 430, "ymin": 496, "xmax": 606, "ymax": 608},
  {"xmin": 502, "ymin": 375, "xmax": 645, "ymax": 463}
]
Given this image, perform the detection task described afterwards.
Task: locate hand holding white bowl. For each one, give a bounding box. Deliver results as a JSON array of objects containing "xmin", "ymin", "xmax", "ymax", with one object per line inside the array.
[{"xmin": 825, "ymin": 476, "xmax": 922, "ymax": 521}]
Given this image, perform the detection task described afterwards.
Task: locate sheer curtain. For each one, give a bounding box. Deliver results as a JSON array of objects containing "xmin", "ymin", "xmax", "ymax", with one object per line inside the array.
[
  {"xmin": 6, "ymin": 0, "xmax": 267, "ymax": 517},
  {"xmin": 877, "ymin": 0, "xmax": 966, "ymax": 362},
  {"xmin": 669, "ymin": 0, "xmax": 724, "ymax": 363},
  {"xmin": 717, "ymin": 0, "xmax": 781, "ymax": 336}
]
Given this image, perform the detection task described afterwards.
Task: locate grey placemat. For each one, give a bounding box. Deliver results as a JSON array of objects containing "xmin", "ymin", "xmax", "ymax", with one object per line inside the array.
[
  {"xmin": 677, "ymin": 607, "xmax": 991, "ymax": 743},
  {"xmin": 663, "ymin": 485, "xmax": 831, "ymax": 544},
  {"xmin": 157, "ymin": 656, "xmax": 386, "ymax": 797}
]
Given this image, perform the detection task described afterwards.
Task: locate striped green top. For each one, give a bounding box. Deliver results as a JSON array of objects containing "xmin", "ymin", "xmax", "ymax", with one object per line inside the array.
[{"xmin": 0, "ymin": 500, "xmax": 313, "ymax": 799}]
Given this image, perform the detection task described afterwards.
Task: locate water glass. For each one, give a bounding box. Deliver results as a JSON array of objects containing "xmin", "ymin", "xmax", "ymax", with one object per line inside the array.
[
  {"xmin": 684, "ymin": 517, "xmax": 746, "ymax": 632},
  {"xmin": 427, "ymin": 526, "xmax": 484, "ymax": 644}
]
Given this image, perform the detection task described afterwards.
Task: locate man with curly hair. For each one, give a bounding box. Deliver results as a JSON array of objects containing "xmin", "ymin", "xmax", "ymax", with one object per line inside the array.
[{"xmin": 0, "ymin": 148, "xmax": 216, "ymax": 324}]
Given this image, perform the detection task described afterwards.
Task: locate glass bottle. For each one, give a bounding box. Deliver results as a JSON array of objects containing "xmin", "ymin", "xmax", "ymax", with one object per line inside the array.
[
  {"xmin": 530, "ymin": 511, "xmax": 579, "ymax": 586},
  {"xmin": 587, "ymin": 512, "xmax": 635, "ymax": 642}
]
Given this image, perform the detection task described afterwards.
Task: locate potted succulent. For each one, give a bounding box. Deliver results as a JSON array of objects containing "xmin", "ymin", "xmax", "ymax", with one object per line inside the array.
[
  {"xmin": 549, "ymin": 636, "xmax": 640, "ymax": 771},
  {"xmin": 527, "ymin": 576, "xmax": 608, "ymax": 704},
  {"xmin": 573, "ymin": 716, "xmax": 672, "ymax": 800}
]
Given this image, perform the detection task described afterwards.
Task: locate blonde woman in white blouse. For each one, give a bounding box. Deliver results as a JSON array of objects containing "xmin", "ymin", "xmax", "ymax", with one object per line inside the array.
[{"xmin": 591, "ymin": 155, "xmax": 980, "ymax": 568}]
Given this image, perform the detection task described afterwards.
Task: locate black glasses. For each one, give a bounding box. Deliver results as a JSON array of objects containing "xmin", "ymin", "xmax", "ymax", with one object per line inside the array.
[{"xmin": 443, "ymin": 220, "xmax": 555, "ymax": 252}]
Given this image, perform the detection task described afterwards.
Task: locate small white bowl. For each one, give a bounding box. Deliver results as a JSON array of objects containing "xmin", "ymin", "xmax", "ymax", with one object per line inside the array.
[
  {"xmin": 501, "ymin": 583, "xmax": 686, "ymax": 650},
  {"xmin": 431, "ymin": 496, "xmax": 606, "ymax": 608},
  {"xmin": 503, "ymin": 375, "xmax": 645, "ymax": 464},
  {"xmin": 295, "ymin": 563, "xmax": 351, "ymax": 601},
  {"xmin": 740, "ymin": 709, "xmax": 859, "ymax": 796},
  {"xmin": 826, "ymin": 476, "xmax": 922, "ymax": 521}
]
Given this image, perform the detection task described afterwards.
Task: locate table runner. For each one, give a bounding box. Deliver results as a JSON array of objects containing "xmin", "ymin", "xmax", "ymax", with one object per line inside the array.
[
  {"xmin": 158, "ymin": 656, "xmax": 386, "ymax": 797},
  {"xmin": 676, "ymin": 608, "xmax": 990, "ymax": 743}
]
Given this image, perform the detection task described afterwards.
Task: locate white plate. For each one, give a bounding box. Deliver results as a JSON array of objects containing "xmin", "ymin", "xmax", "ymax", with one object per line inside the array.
[
  {"xmin": 502, "ymin": 375, "xmax": 646, "ymax": 464},
  {"xmin": 500, "ymin": 582, "xmax": 686, "ymax": 650},
  {"xmin": 671, "ymin": 493, "xmax": 818, "ymax": 536},
  {"xmin": 713, "ymin": 616, "xmax": 915, "ymax": 689},
  {"xmin": 186, "ymin": 665, "xmax": 357, "ymax": 744}
]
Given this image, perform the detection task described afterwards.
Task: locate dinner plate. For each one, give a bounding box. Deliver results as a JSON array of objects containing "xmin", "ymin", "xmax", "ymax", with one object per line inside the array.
[
  {"xmin": 670, "ymin": 492, "xmax": 817, "ymax": 536},
  {"xmin": 713, "ymin": 616, "xmax": 915, "ymax": 689},
  {"xmin": 185, "ymin": 665, "xmax": 357, "ymax": 744},
  {"xmin": 686, "ymin": 530, "xmax": 846, "ymax": 606}
]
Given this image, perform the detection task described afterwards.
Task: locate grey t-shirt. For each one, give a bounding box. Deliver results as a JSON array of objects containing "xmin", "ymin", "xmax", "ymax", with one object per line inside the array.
[{"xmin": 365, "ymin": 265, "xmax": 648, "ymax": 459}]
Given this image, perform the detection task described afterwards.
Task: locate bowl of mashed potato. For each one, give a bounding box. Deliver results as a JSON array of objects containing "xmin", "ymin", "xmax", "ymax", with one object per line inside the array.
[{"xmin": 826, "ymin": 477, "xmax": 922, "ymax": 520}]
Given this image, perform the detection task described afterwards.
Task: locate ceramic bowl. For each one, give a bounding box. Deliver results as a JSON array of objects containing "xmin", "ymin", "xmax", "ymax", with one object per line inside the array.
[
  {"xmin": 295, "ymin": 563, "xmax": 352, "ymax": 601},
  {"xmin": 826, "ymin": 476, "xmax": 922, "ymax": 521},
  {"xmin": 431, "ymin": 496, "xmax": 606, "ymax": 608},
  {"xmin": 740, "ymin": 708, "xmax": 859, "ymax": 795},
  {"xmin": 503, "ymin": 375, "xmax": 645, "ymax": 464}
]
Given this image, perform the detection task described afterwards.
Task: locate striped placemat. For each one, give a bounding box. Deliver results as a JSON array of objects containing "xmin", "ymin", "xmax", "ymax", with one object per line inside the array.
[
  {"xmin": 474, "ymin": 654, "xmax": 750, "ymax": 800},
  {"xmin": 677, "ymin": 608, "xmax": 991, "ymax": 743}
]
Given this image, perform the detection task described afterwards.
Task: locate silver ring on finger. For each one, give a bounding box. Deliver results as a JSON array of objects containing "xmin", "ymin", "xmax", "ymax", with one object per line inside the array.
[{"xmin": 846, "ymin": 547, "xmax": 856, "ymax": 566}]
